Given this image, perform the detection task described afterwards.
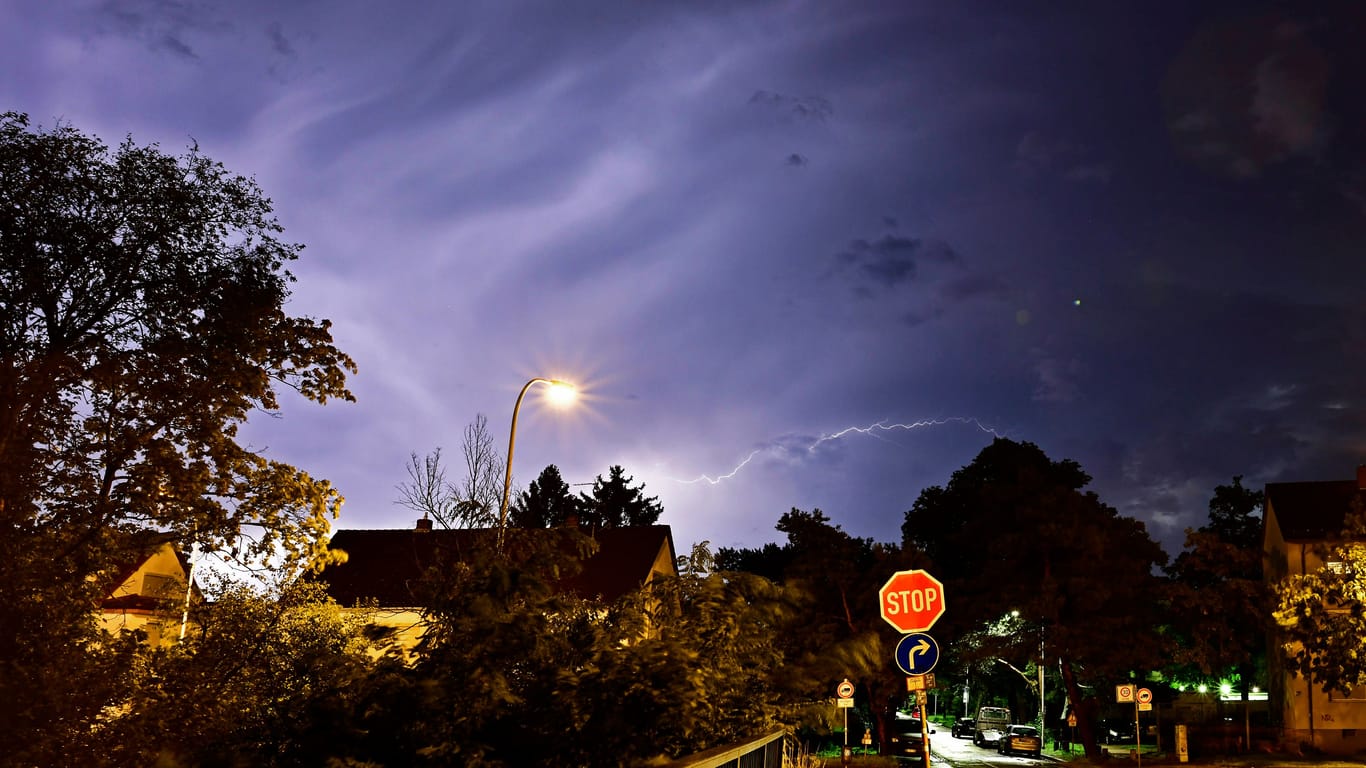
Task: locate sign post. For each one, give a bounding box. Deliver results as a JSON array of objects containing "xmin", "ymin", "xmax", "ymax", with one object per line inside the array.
[
  {"xmin": 837, "ymin": 678, "xmax": 854, "ymax": 765},
  {"xmin": 878, "ymin": 569, "xmax": 947, "ymax": 768}
]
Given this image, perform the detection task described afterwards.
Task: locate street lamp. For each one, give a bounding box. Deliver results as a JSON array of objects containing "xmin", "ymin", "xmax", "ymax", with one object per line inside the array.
[{"xmin": 497, "ymin": 377, "xmax": 576, "ymax": 551}]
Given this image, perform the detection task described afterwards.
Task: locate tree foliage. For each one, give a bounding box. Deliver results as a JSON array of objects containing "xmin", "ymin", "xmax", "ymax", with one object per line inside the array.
[
  {"xmin": 0, "ymin": 112, "xmax": 354, "ymax": 760},
  {"xmin": 374, "ymin": 533, "xmax": 795, "ymax": 766},
  {"xmin": 719, "ymin": 508, "xmax": 909, "ymax": 747},
  {"xmin": 509, "ymin": 463, "xmax": 580, "ymax": 528},
  {"xmin": 509, "ymin": 463, "xmax": 664, "ymax": 530},
  {"xmin": 1274, "ymin": 498, "xmax": 1366, "ymax": 696},
  {"xmin": 901, "ymin": 438, "xmax": 1168, "ymax": 757},
  {"xmin": 1165, "ymin": 477, "xmax": 1267, "ymax": 686},
  {"xmin": 95, "ymin": 580, "xmax": 379, "ymax": 767},
  {"xmin": 576, "ymin": 464, "xmax": 663, "ymax": 529}
]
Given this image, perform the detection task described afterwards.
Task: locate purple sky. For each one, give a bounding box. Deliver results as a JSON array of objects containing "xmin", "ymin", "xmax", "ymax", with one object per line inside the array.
[{"xmin": 5, "ymin": 1, "xmax": 1366, "ymax": 557}]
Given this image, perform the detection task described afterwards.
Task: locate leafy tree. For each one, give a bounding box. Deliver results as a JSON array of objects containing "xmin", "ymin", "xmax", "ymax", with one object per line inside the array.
[
  {"xmin": 1274, "ymin": 498, "xmax": 1366, "ymax": 697},
  {"xmin": 509, "ymin": 463, "xmax": 582, "ymax": 528},
  {"xmin": 0, "ymin": 112, "xmax": 354, "ymax": 761},
  {"xmin": 719, "ymin": 508, "xmax": 910, "ymax": 749},
  {"xmin": 1164, "ymin": 477, "xmax": 1267, "ymax": 737},
  {"xmin": 901, "ymin": 438, "xmax": 1168, "ymax": 758},
  {"xmin": 577, "ymin": 464, "xmax": 663, "ymax": 528},
  {"xmin": 383, "ymin": 531, "xmax": 793, "ymax": 766},
  {"xmin": 96, "ymin": 579, "xmax": 379, "ymax": 767}
]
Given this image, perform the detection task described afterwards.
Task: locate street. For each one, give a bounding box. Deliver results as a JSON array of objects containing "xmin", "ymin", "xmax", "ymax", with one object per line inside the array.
[{"xmin": 926, "ymin": 730, "xmax": 1050, "ymax": 768}]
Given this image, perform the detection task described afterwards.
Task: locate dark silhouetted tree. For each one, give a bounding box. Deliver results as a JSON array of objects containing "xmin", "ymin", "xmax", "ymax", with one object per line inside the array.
[
  {"xmin": 1165, "ymin": 477, "xmax": 1267, "ymax": 743},
  {"xmin": 510, "ymin": 464, "xmax": 582, "ymax": 528},
  {"xmin": 578, "ymin": 465, "xmax": 663, "ymax": 528},
  {"xmin": 902, "ymin": 438, "xmax": 1168, "ymax": 759}
]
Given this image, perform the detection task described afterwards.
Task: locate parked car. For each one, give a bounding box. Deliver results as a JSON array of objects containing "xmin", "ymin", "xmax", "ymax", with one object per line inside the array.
[
  {"xmin": 1103, "ymin": 719, "xmax": 1136, "ymax": 744},
  {"xmin": 998, "ymin": 724, "xmax": 1042, "ymax": 757},
  {"xmin": 951, "ymin": 717, "xmax": 975, "ymax": 738},
  {"xmin": 886, "ymin": 714, "xmax": 932, "ymax": 761}
]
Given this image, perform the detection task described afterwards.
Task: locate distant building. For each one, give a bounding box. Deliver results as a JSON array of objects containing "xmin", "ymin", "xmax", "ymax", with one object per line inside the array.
[
  {"xmin": 99, "ymin": 539, "xmax": 198, "ymax": 645},
  {"xmin": 317, "ymin": 521, "xmax": 678, "ymax": 651},
  {"xmin": 1263, "ymin": 467, "xmax": 1366, "ymax": 754}
]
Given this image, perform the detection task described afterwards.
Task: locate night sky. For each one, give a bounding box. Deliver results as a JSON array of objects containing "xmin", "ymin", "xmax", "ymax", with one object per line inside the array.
[{"xmin": 5, "ymin": 1, "xmax": 1365, "ymax": 559}]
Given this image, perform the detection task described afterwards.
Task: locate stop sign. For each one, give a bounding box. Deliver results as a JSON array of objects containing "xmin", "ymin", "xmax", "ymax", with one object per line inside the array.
[{"xmin": 879, "ymin": 569, "xmax": 946, "ymax": 633}]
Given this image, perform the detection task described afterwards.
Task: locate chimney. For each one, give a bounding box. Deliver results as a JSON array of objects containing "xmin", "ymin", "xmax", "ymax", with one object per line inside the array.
[
  {"xmin": 415, "ymin": 517, "xmax": 433, "ymax": 532},
  {"xmin": 1358, "ymin": 465, "xmax": 1366, "ymax": 490}
]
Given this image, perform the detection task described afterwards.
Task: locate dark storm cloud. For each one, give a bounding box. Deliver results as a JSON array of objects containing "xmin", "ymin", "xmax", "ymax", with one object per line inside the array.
[
  {"xmin": 748, "ymin": 90, "xmax": 833, "ymax": 123},
  {"xmin": 265, "ymin": 22, "xmax": 294, "ymax": 58},
  {"xmin": 92, "ymin": 0, "xmax": 214, "ymax": 59},
  {"xmin": 832, "ymin": 235, "xmax": 957, "ymax": 291}
]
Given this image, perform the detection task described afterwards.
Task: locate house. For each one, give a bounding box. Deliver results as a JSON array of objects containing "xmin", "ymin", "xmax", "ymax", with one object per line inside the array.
[
  {"xmin": 317, "ymin": 520, "xmax": 678, "ymax": 650},
  {"xmin": 1263, "ymin": 467, "xmax": 1366, "ymax": 754},
  {"xmin": 99, "ymin": 539, "xmax": 198, "ymax": 645}
]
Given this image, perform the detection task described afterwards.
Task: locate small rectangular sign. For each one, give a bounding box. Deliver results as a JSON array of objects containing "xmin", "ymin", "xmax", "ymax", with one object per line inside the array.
[
  {"xmin": 1139, "ymin": 702, "xmax": 1153, "ymax": 712},
  {"xmin": 1116, "ymin": 684, "xmax": 1135, "ymax": 703},
  {"xmin": 837, "ymin": 698, "xmax": 854, "ymax": 708},
  {"xmin": 906, "ymin": 673, "xmax": 937, "ymax": 691}
]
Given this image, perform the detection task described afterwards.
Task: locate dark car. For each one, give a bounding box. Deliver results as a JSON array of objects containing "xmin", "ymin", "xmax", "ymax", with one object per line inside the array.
[
  {"xmin": 885, "ymin": 714, "xmax": 934, "ymax": 760},
  {"xmin": 951, "ymin": 717, "xmax": 975, "ymax": 738},
  {"xmin": 998, "ymin": 724, "xmax": 1042, "ymax": 757},
  {"xmin": 1103, "ymin": 719, "xmax": 1136, "ymax": 744}
]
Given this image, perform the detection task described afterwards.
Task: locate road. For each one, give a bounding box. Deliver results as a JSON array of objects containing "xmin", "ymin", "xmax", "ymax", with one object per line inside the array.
[{"xmin": 927, "ymin": 729, "xmax": 1050, "ymax": 768}]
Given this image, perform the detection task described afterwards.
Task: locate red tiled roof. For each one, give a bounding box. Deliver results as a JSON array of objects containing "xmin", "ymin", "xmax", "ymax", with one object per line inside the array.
[
  {"xmin": 1265, "ymin": 480, "xmax": 1363, "ymax": 541},
  {"xmin": 319, "ymin": 524, "xmax": 676, "ymax": 608}
]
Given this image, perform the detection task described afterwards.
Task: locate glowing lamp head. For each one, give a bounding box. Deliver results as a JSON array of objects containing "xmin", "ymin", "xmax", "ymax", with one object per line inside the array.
[{"xmin": 544, "ymin": 379, "xmax": 577, "ymax": 408}]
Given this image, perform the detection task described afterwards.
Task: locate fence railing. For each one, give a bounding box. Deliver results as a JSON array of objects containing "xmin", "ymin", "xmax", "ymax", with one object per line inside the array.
[{"xmin": 650, "ymin": 729, "xmax": 788, "ymax": 768}]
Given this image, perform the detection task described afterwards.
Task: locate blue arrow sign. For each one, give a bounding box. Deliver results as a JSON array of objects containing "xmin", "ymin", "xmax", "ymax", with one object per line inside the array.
[{"xmin": 895, "ymin": 632, "xmax": 940, "ymax": 676}]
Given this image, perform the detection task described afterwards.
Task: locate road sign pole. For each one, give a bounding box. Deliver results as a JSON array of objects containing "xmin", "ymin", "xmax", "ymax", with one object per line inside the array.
[{"xmin": 921, "ymin": 697, "xmax": 931, "ymax": 768}]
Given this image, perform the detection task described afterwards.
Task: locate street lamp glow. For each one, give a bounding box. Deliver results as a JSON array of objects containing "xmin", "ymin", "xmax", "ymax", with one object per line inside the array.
[
  {"xmin": 497, "ymin": 377, "xmax": 576, "ymax": 551},
  {"xmin": 544, "ymin": 380, "xmax": 577, "ymax": 408}
]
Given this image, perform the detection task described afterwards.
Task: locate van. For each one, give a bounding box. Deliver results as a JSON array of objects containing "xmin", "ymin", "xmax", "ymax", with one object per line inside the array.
[{"xmin": 973, "ymin": 706, "xmax": 1011, "ymax": 747}]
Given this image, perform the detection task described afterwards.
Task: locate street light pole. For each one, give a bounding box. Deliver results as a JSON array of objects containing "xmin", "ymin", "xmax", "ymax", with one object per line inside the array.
[{"xmin": 498, "ymin": 377, "xmax": 575, "ymax": 551}]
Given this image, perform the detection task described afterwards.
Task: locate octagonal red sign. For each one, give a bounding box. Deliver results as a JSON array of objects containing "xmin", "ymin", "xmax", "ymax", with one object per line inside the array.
[{"xmin": 879, "ymin": 569, "xmax": 946, "ymax": 633}]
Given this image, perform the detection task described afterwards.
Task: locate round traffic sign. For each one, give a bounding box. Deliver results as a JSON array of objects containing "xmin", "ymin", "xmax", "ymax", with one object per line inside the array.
[
  {"xmin": 1137, "ymin": 688, "xmax": 1153, "ymax": 704},
  {"xmin": 878, "ymin": 569, "xmax": 947, "ymax": 633},
  {"xmin": 837, "ymin": 680, "xmax": 855, "ymax": 699},
  {"xmin": 894, "ymin": 632, "xmax": 940, "ymax": 676}
]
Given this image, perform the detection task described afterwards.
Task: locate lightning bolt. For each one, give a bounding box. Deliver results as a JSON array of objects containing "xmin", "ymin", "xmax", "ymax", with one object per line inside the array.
[{"xmin": 668, "ymin": 417, "xmax": 1004, "ymax": 485}]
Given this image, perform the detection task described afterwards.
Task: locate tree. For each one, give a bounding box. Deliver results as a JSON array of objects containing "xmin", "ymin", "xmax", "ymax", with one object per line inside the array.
[
  {"xmin": 901, "ymin": 438, "xmax": 1169, "ymax": 758},
  {"xmin": 96, "ymin": 579, "xmax": 379, "ymax": 767},
  {"xmin": 1274, "ymin": 497, "xmax": 1366, "ymax": 697},
  {"xmin": 577, "ymin": 464, "xmax": 664, "ymax": 529},
  {"xmin": 396, "ymin": 414, "xmax": 506, "ymax": 528},
  {"xmin": 719, "ymin": 508, "xmax": 910, "ymax": 750},
  {"xmin": 0, "ymin": 112, "xmax": 355, "ymax": 760},
  {"xmin": 509, "ymin": 463, "xmax": 582, "ymax": 528},
  {"xmin": 1165, "ymin": 477, "xmax": 1267, "ymax": 739}
]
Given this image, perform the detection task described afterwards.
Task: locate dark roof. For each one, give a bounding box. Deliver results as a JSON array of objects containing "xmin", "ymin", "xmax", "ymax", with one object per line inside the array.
[
  {"xmin": 319, "ymin": 524, "xmax": 676, "ymax": 607},
  {"xmin": 1265, "ymin": 480, "xmax": 1363, "ymax": 541}
]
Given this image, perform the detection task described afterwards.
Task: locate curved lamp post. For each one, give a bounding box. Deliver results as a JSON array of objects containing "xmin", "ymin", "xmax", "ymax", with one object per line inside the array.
[{"xmin": 498, "ymin": 377, "xmax": 576, "ymax": 550}]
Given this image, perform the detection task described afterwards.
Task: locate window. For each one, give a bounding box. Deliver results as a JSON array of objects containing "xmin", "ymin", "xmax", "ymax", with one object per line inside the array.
[{"xmin": 140, "ymin": 573, "xmax": 180, "ymax": 598}]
